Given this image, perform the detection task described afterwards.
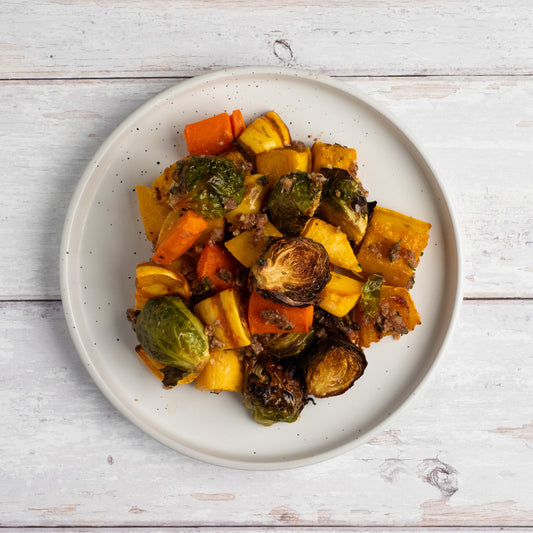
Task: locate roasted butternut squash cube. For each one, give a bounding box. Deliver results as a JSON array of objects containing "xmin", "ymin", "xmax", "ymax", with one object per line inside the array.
[
  {"xmin": 301, "ymin": 217, "xmax": 361, "ymax": 274},
  {"xmin": 194, "ymin": 288, "xmax": 251, "ymax": 349},
  {"xmin": 357, "ymin": 206, "xmax": 431, "ymax": 288},
  {"xmin": 318, "ymin": 272, "xmax": 364, "ymax": 317},
  {"xmin": 353, "ymin": 285, "xmax": 421, "ymax": 348},
  {"xmin": 255, "ymin": 146, "xmax": 311, "ymax": 182},
  {"xmin": 224, "ymin": 221, "xmax": 283, "ymax": 268},
  {"xmin": 311, "ymin": 142, "xmax": 357, "ymax": 172},
  {"xmin": 195, "ymin": 348, "xmax": 243, "ymax": 393}
]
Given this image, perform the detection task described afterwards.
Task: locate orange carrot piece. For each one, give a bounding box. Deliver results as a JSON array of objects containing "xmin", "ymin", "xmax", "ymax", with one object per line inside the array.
[
  {"xmin": 184, "ymin": 112, "xmax": 234, "ymax": 155},
  {"xmin": 247, "ymin": 291, "xmax": 314, "ymax": 335},
  {"xmin": 152, "ymin": 210, "xmax": 208, "ymax": 265},
  {"xmin": 230, "ymin": 109, "xmax": 246, "ymax": 138},
  {"xmin": 196, "ymin": 242, "xmax": 239, "ymax": 292}
]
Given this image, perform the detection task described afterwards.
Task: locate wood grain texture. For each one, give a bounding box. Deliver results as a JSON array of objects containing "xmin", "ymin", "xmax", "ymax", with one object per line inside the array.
[
  {"xmin": 1, "ymin": 76, "xmax": 531, "ymax": 299},
  {"xmin": 2, "ymin": 0, "xmax": 533, "ymax": 78},
  {"xmin": 1, "ymin": 300, "xmax": 532, "ymax": 527},
  {"xmin": 2, "ymin": 0, "xmax": 532, "ymax": 529}
]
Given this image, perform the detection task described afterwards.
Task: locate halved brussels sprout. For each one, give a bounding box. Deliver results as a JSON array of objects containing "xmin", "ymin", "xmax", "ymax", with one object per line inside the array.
[
  {"xmin": 267, "ymin": 171, "xmax": 324, "ymax": 236},
  {"xmin": 134, "ymin": 294, "xmax": 209, "ymax": 376},
  {"xmin": 304, "ymin": 336, "xmax": 367, "ymax": 398},
  {"xmin": 170, "ymin": 155, "xmax": 246, "ymax": 219},
  {"xmin": 251, "ymin": 237, "xmax": 331, "ymax": 307},
  {"xmin": 318, "ymin": 167, "xmax": 369, "ymax": 244},
  {"xmin": 242, "ymin": 354, "xmax": 308, "ymax": 426},
  {"xmin": 257, "ymin": 329, "xmax": 315, "ymax": 358}
]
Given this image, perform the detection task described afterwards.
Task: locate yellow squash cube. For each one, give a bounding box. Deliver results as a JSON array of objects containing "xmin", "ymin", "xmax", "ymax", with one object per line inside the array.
[
  {"xmin": 225, "ymin": 221, "xmax": 283, "ymax": 268},
  {"xmin": 255, "ymin": 146, "xmax": 311, "ymax": 182},
  {"xmin": 357, "ymin": 206, "xmax": 431, "ymax": 288},
  {"xmin": 318, "ymin": 272, "xmax": 364, "ymax": 317},
  {"xmin": 311, "ymin": 142, "xmax": 357, "ymax": 172},
  {"xmin": 301, "ymin": 217, "xmax": 361, "ymax": 274},
  {"xmin": 353, "ymin": 285, "xmax": 421, "ymax": 348},
  {"xmin": 195, "ymin": 348, "xmax": 243, "ymax": 393},
  {"xmin": 194, "ymin": 288, "xmax": 251, "ymax": 349}
]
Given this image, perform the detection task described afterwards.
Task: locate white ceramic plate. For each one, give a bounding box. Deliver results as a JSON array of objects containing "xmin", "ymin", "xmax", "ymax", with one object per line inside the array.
[{"xmin": 60, "ymin": 67, "xmax": 462, "ymax": 470}]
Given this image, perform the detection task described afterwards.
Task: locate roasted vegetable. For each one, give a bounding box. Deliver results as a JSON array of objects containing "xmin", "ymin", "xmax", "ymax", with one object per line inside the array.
[
  {"xmin": 267, "ymin": 171, "xmax": 324, "ymax": 236},
  {"xmin": 195, "ymin": 348, "xmax": 243, "ymax": 393},
  {"xmin": 134, "ymin": 295, "xmax": 210, "ymax": 379},
  {"xmin": 224, "ymin": 221, "xmax": 283, "ymax": 268},
  {"xmin": 354, "ymin": 284, "xmax": 421, "ymax": 348},
  {"xmin": 184, "ymin": 111, "xmax": 236, "ymax": 155},
  {"xmin": 313, "ymin": 307, "xmax": 360, "ymax": 345},
  {"xmin": 311, "ymin": 141, "xmax": 357, "ymax": 173},
  {"xmin": 237, "ymin": 111, "xmax": 291, "ymax": 155},
  {"xmin": 196, "ymin": 243, "xmax": 239, "ymax": 292},
  {"xmin": 194, "ymin": 287, "xmax": 251, "ymax": 349},
  {"xmin": 300, "ymin": 217, "xmax": 361, "ymax": 274},
  {"xmin": 318, "ymin": 271, "xmax": 363, "ymax": 318},
  {"xmin": 134, "ymin": 261, "xmax": 191, "ymax": 311},
  {"xmin": 247, "ymin": 291, "xmax": 314, "ymax": 335},
  {"xmin": 256, "ymin": 330, "xmax": 315, "ymax": 358},
  {"xmin": 304, "ymin": 336, "xmax": 367, "ymax": 398},
  {"xmin": 242, "ymin": 354, "xmax": 307, "ymax": 426},
  {"xmin": 357, "ymin": 206, "xmax": 431, "ymax": 288},
  {"xmin": 135, "ymin": 185, "xmax": 172, "ymax": 243},
  {"xmin": 170, "ymin": 155, "xmax": 246, "ymax": 219},
  {"xmin": 225, "ymin": 174, "xmax": 270, "ymax": 227},
  {"xmin": 152, "ymin": 210, "xmax": 209, "ymax": 265},
  {"xmin": 251, "ymin": 237, "xmax": 331, "ymax": 307},
  {"xmin": 318, "ymin": 167, "xmax": 369, "ymax": 244},
  {"xmin": 255, "ymin": 146, "xmax": 311, "ymax": 182},
  {"xmin": 135, "ymin": 345, "xmax": 197, "ymax": 388}
]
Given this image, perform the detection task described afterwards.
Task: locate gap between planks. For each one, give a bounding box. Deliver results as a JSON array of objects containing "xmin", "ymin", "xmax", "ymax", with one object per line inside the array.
[{"xmin": 1, "ymin": 73, "xmax": 533, "ymax": 83}]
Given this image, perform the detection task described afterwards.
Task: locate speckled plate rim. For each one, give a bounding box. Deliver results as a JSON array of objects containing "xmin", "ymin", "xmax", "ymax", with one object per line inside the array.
[{"xmin": 60, "ymin": 66, "xmax": 463, "ymax": 470}]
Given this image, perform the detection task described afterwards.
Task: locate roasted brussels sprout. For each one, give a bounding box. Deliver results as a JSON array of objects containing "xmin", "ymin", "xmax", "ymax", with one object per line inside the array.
[
  {"xmin": 318, "ymin": 167, "xmax": 369, "ymax": 244},
  {"xmin": 243, "ymin": 354, "xmax": 308, "ymax": 426},
  {"xmin": 170, "ymin": 155, "xmax": 246, "ymax": 219},
  {"xmin": 251, "ymin": 237, "xmax": 331, "ymax": 307},
  {"xmin": 313, "ymin": 307, "xmax": 359, "ymax": 345},
  {"xmin": 257, "ymin": 330, "xmax": 315, "ymax": 358},
  {"xmin": 267, "ymin": 171, "xmax": 324, "ymax": 235},
  {"xmin": 134, "ymin": 295, "xmax": 210, "ymax": 376},
  {"xmin": 304, "ymin": 336, "xmax": 367, "ymax": 398}
]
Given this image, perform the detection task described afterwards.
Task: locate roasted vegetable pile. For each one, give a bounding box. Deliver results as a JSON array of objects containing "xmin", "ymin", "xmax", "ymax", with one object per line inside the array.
[{"xmin": 127, "ymin": 109, "xmax": 431, "ymax": 426}]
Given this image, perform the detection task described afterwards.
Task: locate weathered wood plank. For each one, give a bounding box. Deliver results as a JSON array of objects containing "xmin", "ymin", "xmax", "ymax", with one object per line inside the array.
[
  {"xmin": 1, "ymin": 76, "xmax": 531, "ymax": 299},
  {"xmin": 0, "ymin": 528, "xmax": 527, "ymax": 533},
  {"xmin": 2, "ymin": 0, "xmax": 532, "ymax": 78},
  {"xmin": 1, "ymin": 299, "xmax": 532, "ymax": 527}
]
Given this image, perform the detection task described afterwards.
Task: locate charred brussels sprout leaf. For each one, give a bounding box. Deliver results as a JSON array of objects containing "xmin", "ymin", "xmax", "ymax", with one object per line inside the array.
[
  {"xmin": 257, "ymin": 330, "xmax": 315, "ymax": 358},
  {"xmin": 170, "ymin": 155, "xmax": 246, "ymax": 219},
  {"xmin": 134, "ymin": 295, "xmax": 209, "ymax": 373},
  {"xmin": 243, "ymin": 354, "xmax": 308, "ymax": 426},
  {"xmin": 304, "ymin": 336, "xmax": 367, "ymax": 398},
  {"xmin": 251, "ymin": 237, "xmax": 331, "ymax": 307},
  {"xmin": 267, "ymin": 171, "xmax": 324, "ymax": 235},
  {"xmin": 318, "ymin": 167, "xmax": 369, "ymax": 244},
  {"xmin": 361, "ymin": 273, "xmax": 383, "ymax": 318}
]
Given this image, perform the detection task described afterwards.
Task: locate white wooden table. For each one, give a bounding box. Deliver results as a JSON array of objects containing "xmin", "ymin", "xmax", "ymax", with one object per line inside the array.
[{"xmin": 2, "ymin": 1, "xmax": 532, "ymax": 530}]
